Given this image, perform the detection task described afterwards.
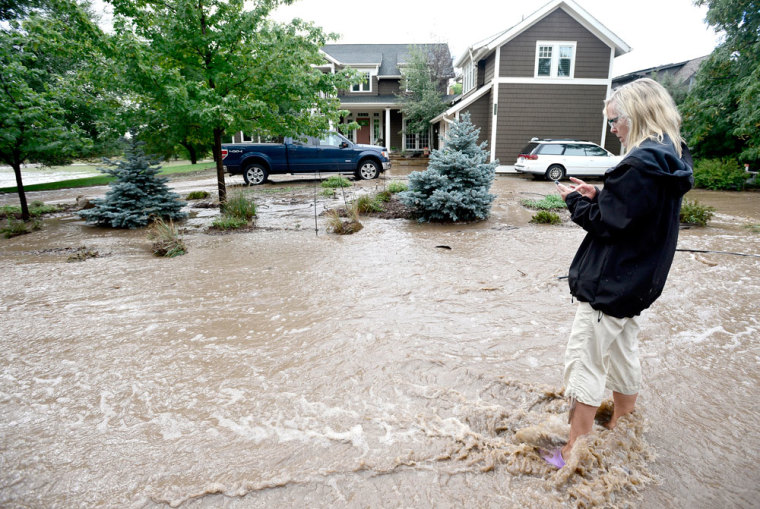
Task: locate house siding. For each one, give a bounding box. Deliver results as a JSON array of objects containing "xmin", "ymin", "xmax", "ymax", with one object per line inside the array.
[
  {"xmin": 461, "ymin": 91, "xmax": 492, "ymax": 148},
  {"xmin": 484, "ymin": 53, "xmax": 496, "ymax": 84},
  {"xmin": 495, "ymin": 83, "xmax": 608, "ymax": 162},
  {"xmin": 499, "ymin": 8, "xmax": 610, "ymax": 79},
  {"xmin": 378, "ymin": 79, "xmax": 401, "ymax": 95}
]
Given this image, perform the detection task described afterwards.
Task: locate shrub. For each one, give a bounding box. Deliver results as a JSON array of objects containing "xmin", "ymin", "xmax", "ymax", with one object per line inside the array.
[
  {"xmin": 680, "ymin": 199, "xmax": 715, "ymax": 226},
  {"xmin": 325, "ymin": 204, "xmax": 363, "ymax": 234},
  {"xmin": 79, "ymin": 135, "xmax": 187, "ymax": 228},
  {"xmin": 321, "ymin": 176, "xmax": 351, "ymax": 189},
  {"xmin": 386, "ymin": 180, "xmax": 408, "ymax": 193},
  {"xmin": 223, "ymin": 192, "xmax": 256, "ymax": 221},
  {"xmin": 2, "ymin": 217, "xmax": 41, "ymax": 238},
  {"xmin": 186, "ymin": 190, "xmax": 210, "ymax": 200},
  {"xmin": 530, "ymin": 210, "xmax": 562, "ymax": 224},
  {"xmin": 521, "ymin": 194, "xmax": 567, "ymax": 210},
  {"xmin": 1, "ymin": 201, "xmax": 63, "ymax": 219},
  {"xmin": 693, "ymin": 158, "xmax": 747, "ymax": 191},
  {"xmin": 211, "ymin": 215, "xmax": 249, "ymax": 230},
  {"xmin": 399, "ymin": 112, "xmax": 497, "ymax": 222},
  {"xmin": 355, "ymin": 194, "xmax": 383, "ymax": 213},
  {"xmin": 148, "ymin": 218, "xmax": 187, "ymax": 257}
]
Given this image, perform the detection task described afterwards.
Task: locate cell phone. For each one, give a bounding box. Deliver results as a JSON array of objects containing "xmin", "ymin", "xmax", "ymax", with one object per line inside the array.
[{"xmin": 554, "ymin": 180, "xmax": 560, "ymax": 185}]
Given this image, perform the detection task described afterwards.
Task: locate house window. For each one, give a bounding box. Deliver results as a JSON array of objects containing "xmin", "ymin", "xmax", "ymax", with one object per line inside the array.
[
  {"xmin": 535, "ymin": 42, "xmax": 576, "ymax": 78},
  {"xmin": 403, "ymin": 119, "xmax": 430, "ymax": 151},
  {"xmin": 463, "ymin": 60, "xmax": 476, "ymax": 93},
  {"xmin": 351, "ymin": 71, "xmax": 372, "ymax": 92}
]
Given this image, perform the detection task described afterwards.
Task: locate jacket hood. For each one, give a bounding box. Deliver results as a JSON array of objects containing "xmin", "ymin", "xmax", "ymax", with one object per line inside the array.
[{"xmin": 618, "ymin": 135, "xmax": 694, "ymax": 196}]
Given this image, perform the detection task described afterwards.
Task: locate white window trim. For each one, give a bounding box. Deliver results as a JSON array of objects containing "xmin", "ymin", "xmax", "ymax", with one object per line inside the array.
[
  {"xmin": 351, "ymin": 68, "xmax": 375, "ymax": 93},
  {"xmin": 534, "ymin": 41, "xmax": 576, "ymax": 79},
  {"xmin": 462, "ymin": 60, "xmax": 476, "ymax": 94}
]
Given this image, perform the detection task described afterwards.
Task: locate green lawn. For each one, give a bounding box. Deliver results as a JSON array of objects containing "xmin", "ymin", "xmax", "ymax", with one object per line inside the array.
[{"xmin": 0, "ymin": 161, "xmax": 216, "ymax": 194}]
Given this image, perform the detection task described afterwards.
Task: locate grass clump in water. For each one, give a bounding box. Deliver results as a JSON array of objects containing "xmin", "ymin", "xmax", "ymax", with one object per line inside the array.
[
  {"xmin": 185, "ymin": 190, "xmax": 210, "ymax": 200},
  {"xmin": 211, "ymin": 192, "xmax": 256, "ymax": 231},
  {"xmin": 386, "ymin": 180, "xmax": 408, "ymax": 193},
  {"xmin": 530, "ymin": 210, "xmax": 562, "ymax": 225},
  {"xmin": 0, "ymin": 200, "xmax": 64, "ymax": 219},
  {"xmin": 355, "ymin": 194, "xmax": 383, "ymax": 213},
  {"xmin": 2, "ymin": 217, "xmax": 42, "ymax": 238},
  {"xmin": 679, "ymin": 199, "xmax": 715, "ymax": 227},
  {"xmin": 148, "ymin": 218, "xmax": 187, "ymax": 257},
  {"xmin": 326, "ymin": 202, "xmax": 362, "ymax": 234},
  {"xmin": 321, "ymin": 176, "xmax": 351, "ymax": 189},
  {"xmin": 521, "ymin": 194, "xmax": 567, "ymax": 210}
]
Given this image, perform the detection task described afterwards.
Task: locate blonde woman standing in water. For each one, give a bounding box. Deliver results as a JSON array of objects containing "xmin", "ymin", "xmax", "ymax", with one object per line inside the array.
[{"xmin": 544, "ymin": 78, "xmax": 694, "ymax": 468}]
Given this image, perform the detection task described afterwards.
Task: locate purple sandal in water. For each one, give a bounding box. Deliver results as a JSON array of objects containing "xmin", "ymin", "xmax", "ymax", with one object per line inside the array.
[{"xmin": 541, "ymin": 448, "xmax": 566, "ymax": 469}]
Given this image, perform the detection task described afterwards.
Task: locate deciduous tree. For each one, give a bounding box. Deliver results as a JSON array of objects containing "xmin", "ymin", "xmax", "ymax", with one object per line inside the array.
[
  {"xmin": 682, "ymin": 0, "xmax": 760, "ymax": 162},
  {"xmin": 109, "ymin": 0, "xmax": 357, "ymax": 207},
  {"xmin": 0, "ymin": 0, "xmax": 109, "ymax": 220},
  {"xmin": 398, "ymin": 45, "xmax": 452, "ymax": 137}
]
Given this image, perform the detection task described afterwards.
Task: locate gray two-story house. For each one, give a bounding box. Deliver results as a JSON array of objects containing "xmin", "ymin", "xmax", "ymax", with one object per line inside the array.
[
  {"xmin": 319, "ymin": 43, "xmax": 454, "ymax": 153},
  {"xmin": 435, "ymin": 0, "xmax": 630, "ymax": 168}
]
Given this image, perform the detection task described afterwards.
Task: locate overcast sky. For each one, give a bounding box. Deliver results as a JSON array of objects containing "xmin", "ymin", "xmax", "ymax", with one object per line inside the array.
[
  {"xmin": 270, "ymin": 0, "xmax": 721, "ymax": 77},
  {"xmin": 92, "ymin": 0, "xmax": 721, "ymax": 78}
]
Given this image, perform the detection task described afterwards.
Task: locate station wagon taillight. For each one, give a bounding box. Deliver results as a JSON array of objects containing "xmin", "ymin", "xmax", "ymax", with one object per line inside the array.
[
  {"xmin": 519, "ymin": 154, "xmax": 538, "ymax": 160},
  {"xmin": 221, "ymin": 149, "xmax": 228, "ymax": 159}
]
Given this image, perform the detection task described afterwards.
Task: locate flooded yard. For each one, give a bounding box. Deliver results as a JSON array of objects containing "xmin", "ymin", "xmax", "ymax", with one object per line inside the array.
[{"xmin": 1, "ymin": 170, "xmax": 759, "ymax": 507}]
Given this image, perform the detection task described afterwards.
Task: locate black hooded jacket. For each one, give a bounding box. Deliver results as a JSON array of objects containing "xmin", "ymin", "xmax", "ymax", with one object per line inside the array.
[{"xmin": 566, "ymin": 135, "xmax": 694, "ymax": 318}]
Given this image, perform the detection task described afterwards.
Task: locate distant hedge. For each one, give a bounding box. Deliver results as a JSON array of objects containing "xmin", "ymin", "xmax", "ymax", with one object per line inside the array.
[{"xmin": 693, "ymin": 158, "xmax": 748, "ymax": 191}]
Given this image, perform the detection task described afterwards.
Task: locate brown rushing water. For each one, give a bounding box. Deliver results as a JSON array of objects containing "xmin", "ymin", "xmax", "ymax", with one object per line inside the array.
[{"xmin": 1, "ymin": 170, "xmax": 759, "ymax": 508}]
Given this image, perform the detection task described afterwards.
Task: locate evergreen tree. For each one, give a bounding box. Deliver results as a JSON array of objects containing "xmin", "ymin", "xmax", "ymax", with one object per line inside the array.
[
  {"xmin": 79, "ymin": 135, "xmax": 187, "ymax": 228},
  {"xmin": 399, "ymin": 113, "xmax": 497, "ymax": 222}
]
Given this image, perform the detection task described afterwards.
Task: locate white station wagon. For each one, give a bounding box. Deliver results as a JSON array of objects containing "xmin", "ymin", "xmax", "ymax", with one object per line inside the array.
[{"xmin": 514, "ymin": 138, "xmax": 622, "ymax": 181}]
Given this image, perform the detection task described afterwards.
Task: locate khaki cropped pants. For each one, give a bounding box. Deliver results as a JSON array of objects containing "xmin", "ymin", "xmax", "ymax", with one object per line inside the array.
[{"xmin": 563, "ymin": 301, "xmax": 641, "ymax": 407}]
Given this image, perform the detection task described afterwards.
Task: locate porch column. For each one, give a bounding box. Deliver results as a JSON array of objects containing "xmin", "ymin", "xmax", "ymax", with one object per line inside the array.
[{"xmin": 385, "ymin": 108, "xmax": 391, "ymax": 152}]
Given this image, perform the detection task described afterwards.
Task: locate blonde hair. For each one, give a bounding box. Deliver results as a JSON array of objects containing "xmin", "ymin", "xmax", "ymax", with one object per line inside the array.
[{"xmin": 605, "ymin": 78, "xmax": 683, "ymax": 157}]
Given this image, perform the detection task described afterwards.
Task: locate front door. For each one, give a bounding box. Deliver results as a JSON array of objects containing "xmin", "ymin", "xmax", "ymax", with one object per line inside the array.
[{"xmin": 356, "ymin": 118, "xmax": 370, "ymax": 145}]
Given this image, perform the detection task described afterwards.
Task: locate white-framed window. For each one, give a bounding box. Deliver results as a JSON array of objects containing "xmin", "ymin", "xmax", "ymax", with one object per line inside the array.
[
  {"xmin": 403, "ymin": 118, "xmax": 430, "ymax": 151},
  {"xmin": 535, "ymin": 41, "xmax": 576, "ymax": 78},
  {"xmin": 351, "ymin": 69, "xmax": 373, "ymax": 92},
  {"xmin": 462, "ymin": 60, "xmax": 476, "ymax": 93}
]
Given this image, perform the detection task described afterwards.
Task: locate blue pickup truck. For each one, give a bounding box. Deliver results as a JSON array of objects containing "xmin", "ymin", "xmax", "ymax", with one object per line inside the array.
[{"xmin": 222, "ymin": 131, "xmax": 391, "ymax": 185}]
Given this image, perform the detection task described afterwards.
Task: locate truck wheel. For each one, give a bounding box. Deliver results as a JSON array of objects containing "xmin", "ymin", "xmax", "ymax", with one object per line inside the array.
[
  {"xmin": 356, "ymin": 160, "xmax": 380, "ymax": 180},
  {"xmin": 243, "ymin": 164, "xmax": 268, "ymax": 185}
]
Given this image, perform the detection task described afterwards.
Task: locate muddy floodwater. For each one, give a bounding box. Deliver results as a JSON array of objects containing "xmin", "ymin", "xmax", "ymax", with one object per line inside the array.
[{"xmin": 1, "ymin": 169, "xmax": 759, "ymax": 508}]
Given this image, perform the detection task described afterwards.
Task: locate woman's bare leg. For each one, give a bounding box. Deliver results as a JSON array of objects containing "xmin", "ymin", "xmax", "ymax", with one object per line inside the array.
[{"xmin": 606, "ymin": 392, "xmax": 637, "ymax": 429}]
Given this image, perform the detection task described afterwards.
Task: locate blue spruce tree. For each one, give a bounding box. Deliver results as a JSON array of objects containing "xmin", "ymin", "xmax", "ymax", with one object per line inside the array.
[
  {"xmin": 80, "ymin": 135, "xmax": 187, "ymax": 228},
  {"xmin": 399, "ymin": 113, "xmax": 497, "ymax": 222}
]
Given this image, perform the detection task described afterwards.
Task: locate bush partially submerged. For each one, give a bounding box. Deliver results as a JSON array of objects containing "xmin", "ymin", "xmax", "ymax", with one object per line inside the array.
[
  {"xmin": 148, "ymin": 218, "xmax": 187, "ymax": 257},
  {"xmin": 210, "ymin": 192, "xmax": 256, "ymax": 231},
  {"xmin": 185, "ymin": 190, "xmax": 211, "ymax": 200},
  {"xmin": 386, "ymin": 180, "xmax": 408, "ymax": 193},
  {"xmin": 321, "ymin": 176, "xmax": 351, "ymax": 189},
  {"xmin": 521, "ymin": 194, "xmax": 567, "ymax": 210},
  {"xmin": 2, "ymin": 217, "xmax": 41, "ymax": 238},
  {"xmin": 326, "ymin": 203, "xmax": 362, "ymax": 234},
  {"xmin": 530, "ymin": 210, "xmax": 562, "ymax": 224},
  {"xmin": 680, "ymin": 199, "xmax": 715, "ymax": 227}
]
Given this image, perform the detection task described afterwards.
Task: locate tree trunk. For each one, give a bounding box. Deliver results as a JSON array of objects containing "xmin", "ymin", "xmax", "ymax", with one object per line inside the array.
[
  {"xmin": 180, "ymin": 142, "xmax": 198, "ymax": 164},
  {"xmin": 213, "ymin": 127, "xmax": 226, "ymax": 209},
  {"xmin": 12, "ymin": 157, "xmax": 30, "ymax": 222}
]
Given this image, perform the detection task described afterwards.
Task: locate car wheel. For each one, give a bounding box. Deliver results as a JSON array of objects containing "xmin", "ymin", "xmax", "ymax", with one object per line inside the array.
[
  {"xmin": 545, "ymin": 165, "xmax": 565, "ymax": 181},
  {"xmin": 243, "ymin": 164, "xmax": 268, "ymax": 185},
  {"xmin": 356, "ymin": 160, "xmax": 380, "ymax": 180}
]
